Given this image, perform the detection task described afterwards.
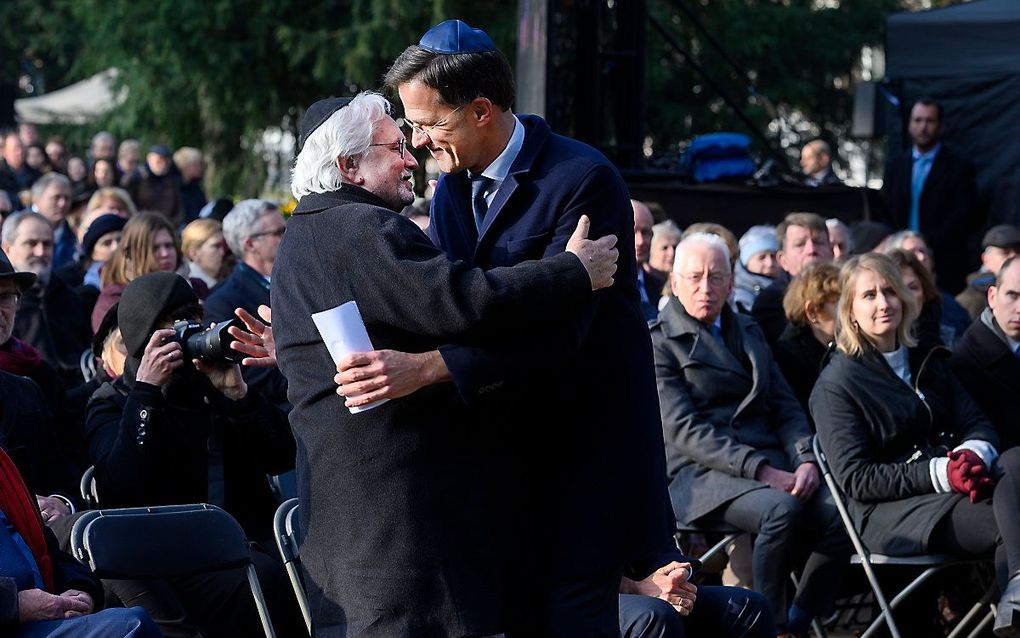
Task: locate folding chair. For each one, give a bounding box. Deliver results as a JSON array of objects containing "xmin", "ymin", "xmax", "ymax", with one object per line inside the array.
[
  {"xmin": 274, "ymin": 497, "xmax": 311, "ymax": 634},
  {"xmin": 71, "ymin": 503, "xmax": 277, "ymax": 638},
  {"xmin": 79, "ymin": 465, "xmax": 99, "ymax": 508},
  {"xmin": 812, "ymin": 435, "xmax": 995, "ymax": 638}
]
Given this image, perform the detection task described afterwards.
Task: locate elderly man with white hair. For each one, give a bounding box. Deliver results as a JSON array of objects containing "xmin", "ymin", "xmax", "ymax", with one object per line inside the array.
[
  {"xmin": 270, "ymin": 90, "xmax": 618, "ymax": 636},
  {"xmin": 652, "ymin": 232, "xmax": 849, "ymax": 636}
]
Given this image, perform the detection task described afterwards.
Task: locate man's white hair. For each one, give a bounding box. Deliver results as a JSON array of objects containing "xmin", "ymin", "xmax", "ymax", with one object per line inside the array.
[
  {"xmin": 673, "ymin": 232, "xmax": 732, "ymax": 274},
  {"xmin": 291, "ymin": 91, "xmax": 391, "ymax": 199}
]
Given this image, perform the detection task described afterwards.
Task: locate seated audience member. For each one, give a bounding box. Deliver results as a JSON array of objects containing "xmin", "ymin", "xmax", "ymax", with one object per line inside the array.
[
  {"xmin": 1, "ymin": 132, "xmax": 41, "ymax": 206},
  {"xmin": 0, "ymin": 251, "xmax": 84, "ymax": 523},
  {"xmin": 44, "ymin": 138, "xmax": 66, "ymax": 173},
  {"xmin": 116, "ymin": 140, "xmax": 141, "ymax": 178},
  {"xmin": 810, "ymin": 252, "xmax": 1020, "ymax": 637},
  {"xmin": 84, "ymin": 187, "xmax": 137, "ymax": 221},
  {"xmin": 752, "ymin": 213, "xmax": 834, "ymax": 347},
  {"xmin": 27, "ymin": 174, "xmax": 76, "ymax": 270},
  {"xmin": 93, "ymin": 212, "xmax": 207, "ymax": 332},
  {"xmin": 952, "ymin": 256, "xmax": 1020, "ymax": 451},
  {"xmin": 1, "ymin": 212, "xmax": 91, "ymax": 387},
  {"xmin": 634, "ymin": 199, "xmax": 663, "ymax": 322},
  {"xmin": 885, "ymin": 229, "xmax": 972, "ymax": 340},
  {"xmin": 173, "ymin": 147, "xmax": 207, "ymax": 223},
  {"xmin": 826, "ymin": 218, "xmax": 851, "ymax": 262},
  {"xmin": 886, "ymin": 248, "xmax": 951, "ymax": 348},
  {"xmin": 0, "ymin": 446, "xmax": 160, "ymax": 638},
  {"xmin": 800, "ymin": 139, "xmax": 841, "ymax": 187},
  {"xmin": 181, "ymin": 219, "xmax": 225, "ymax": 289},
  {"xmin": 733, "ymin": 224, "xmax": 779, "ymax": 314},
  {"xmin": 89, "ymin": 158, "xmax": 118, "ymax": 190},
  {"xmin": 122, "ymin": 145, "xmax": 183, "ymax": 227},
  {"xmin": 54, "ymin": 214, "xmax": 125, "ymax": 316},
  {"xmin": 25, "ymin": 144, "xmax": 52, "ymax": 175},
  {"xmin": 89, "ymin": 132, "xmax": 116, "ymax": 163},
  {"xmin": 957, "ymin": 225, "xmax": 1020, "ymax": 321},
  {"xmin": 774, "ymin": 262, "xmax": 840, "ymax": 415},
  {"xmin": 849, "ymin": 220, "xmax": 892, "ymax": 255},
  {"xmin": 652, "ymin": 232, "xmax": 849, "ymax": 635},
  {"xmin": 85, "ymin": 272, "xmax": 301, "ymax": 636},
  {"xmin": 204, "ymin": 200, "xmax": 283, "ymax": 322},
  {"xmin": 683, "ymin": 222, "xmax": 738, "ymax": 269},
  {"xmin": 64, "ymin": 157, "xmax": 88, "ymax": 194},
  {"xmin": 650, "ymin": 220, "xmax": 683, "ymax": 279}
]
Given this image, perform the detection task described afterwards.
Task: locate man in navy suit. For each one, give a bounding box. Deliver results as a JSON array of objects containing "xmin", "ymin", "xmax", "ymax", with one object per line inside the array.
[
  {"xmin": 880, "ymin": 98, "xmax": 981, "ymax": 294},
  {"xmin": 336, "ymin": 19, "xmax": 673, "ymax": 636}
]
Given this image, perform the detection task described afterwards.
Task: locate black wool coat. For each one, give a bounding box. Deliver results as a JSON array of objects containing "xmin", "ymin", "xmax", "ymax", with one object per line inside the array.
[
  {"xmin": 13, "ymin": 276, "xmax": 92, "ymax": 387},
  {"xmin": 950, "ymin": 311, "xmax": 1020, "ymax": 450},
  {"xmin": 810, "ymin": 343, "xmax": 998, "ymax": 555},
  {"xmin": 773, "ymin": 321, "xmax": 831, "ymax": 418},
  {"xmin": 271, "ymin": 185, "xmax": 592, "ymax": 637},
  {"xmin": 750, "ymin": 273, "xmax": 790, "ymax": 349},
  {"xmin": 653, "ymin": 299, "xmax": 814, "ymax": 525}
]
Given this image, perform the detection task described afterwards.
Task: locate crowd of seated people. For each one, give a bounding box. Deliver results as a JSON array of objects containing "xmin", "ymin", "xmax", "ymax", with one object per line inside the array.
[{"xmin": 2, "ymin": 91, "xmax": 1020, "ymax": 638}]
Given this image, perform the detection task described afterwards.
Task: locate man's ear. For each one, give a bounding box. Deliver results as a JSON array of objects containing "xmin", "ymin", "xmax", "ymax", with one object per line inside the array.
[
  {"xmin": 988, "ymin": 284, "xmax": 998, "ymax": 309},
  {"xmin": 471, "ymin": 98, "xmax": 495, "ymax": 128},
  {"xmin": 336, "ymin": 155, "xmax": 361, "ymax": 184}
]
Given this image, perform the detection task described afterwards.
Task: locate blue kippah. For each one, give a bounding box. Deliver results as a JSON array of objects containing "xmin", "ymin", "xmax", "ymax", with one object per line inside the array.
[{"xmin": 419, "ymin": 19, "xmax": 496, "ymax": 54}]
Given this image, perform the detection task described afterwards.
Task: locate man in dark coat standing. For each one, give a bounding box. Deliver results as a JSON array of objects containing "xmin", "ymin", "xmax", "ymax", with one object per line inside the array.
[
  {"xmin": 334, "ymin": 20, "xmax": 672, "ymax": 636},
  {"xmin": 880, "ymin": 98, "xmax": 981, "ymax": 294},
  {"xmin": 951, "ymin": 256, "xmax": 1020, "ymax": 450},
  {"xmin": 272, "ymin": 91, "xmax": 618, "ymax": 637}
]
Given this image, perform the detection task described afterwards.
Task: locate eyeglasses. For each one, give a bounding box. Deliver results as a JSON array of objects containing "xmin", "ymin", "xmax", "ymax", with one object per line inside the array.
[
  {"xmin": 368, "ymin": 138, "xmax": 406, "ymax": 159},
  {"xmin": 677, "ymin": 272, "xmax": 729, "ymax": 288},
  {"xmin": 0, "ymin": 292, "xmax": 21, "ymax": 308},
  {"xmin": 402, "ymin": 104, "xmax": 466, "ymax": 141},
  {"xmin": 249, "ymin": 226, "xmax": 286, "ymax": 241}
]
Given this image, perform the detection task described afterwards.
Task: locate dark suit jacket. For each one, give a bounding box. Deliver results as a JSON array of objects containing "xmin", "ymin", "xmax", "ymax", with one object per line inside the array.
[
  {"xmin": 750, "ymin": 271, "xmax": 790, "ymax": 349},
  {"xmin": 880, "ymin": 146, "xmax": 981, "ymax": 294},
  {"xmin": 951, "ymin": 311, "xmax": 1020, "ymax": 450},
  {"xmin": 429, "ymin": 115, "xmax": 673, "ymax": 584},
  {"xmin": 272, "ymin": 184, "xmax": 591, "ymax": 636},
  {"xmin": 652, "ymin": 299, "xmax": 814, "ymax": 525},
  {"xmin": 13, "ymin": 276, "xmax": 92, "ymax": 387}
]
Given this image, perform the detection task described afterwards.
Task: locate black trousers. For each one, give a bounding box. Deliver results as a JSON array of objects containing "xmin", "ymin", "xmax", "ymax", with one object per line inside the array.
[
  {"xmin": 700, "ymin": 484, "xmax": 851, "ymax": 628},
  {"xmin": 103, "ymin": 546, "xmax": 304, "ymax": 638},
  {"xmin": 619, "ymin": 585, "xmax": 776, "ymax": 638},
  {"xmin": 505, "ymin": 569, "xmax": 622, "ymax": 638}
]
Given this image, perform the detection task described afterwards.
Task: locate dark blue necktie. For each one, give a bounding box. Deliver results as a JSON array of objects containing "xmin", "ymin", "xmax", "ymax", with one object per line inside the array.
[
  {"xmin": 471, "ymin": 174, "xmax": 493, "ymax": 232},
  {"xmin": 708, "ymin": 322, "xmax": 726, "ymax": 348}
]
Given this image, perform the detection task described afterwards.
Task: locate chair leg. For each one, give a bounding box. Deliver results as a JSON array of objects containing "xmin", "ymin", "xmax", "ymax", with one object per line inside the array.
[
  {"xmin": 947, "ymin": 584, "xmax": 998, "ymax": 638},
  {"xmin": 247, "ymin": 564, "xmax": 278, "ymax": 638},
  {"xmin": 857, "ymin": 559, "xmax": 902, "ymax": 638},
  {"xmin": 283, "ymin": 560, "xmax": 312, "ymax": 635}
]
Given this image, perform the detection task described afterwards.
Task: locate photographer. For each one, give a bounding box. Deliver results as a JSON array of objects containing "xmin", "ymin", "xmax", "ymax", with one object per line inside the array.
[{"xmin": 84, "ymin": 272, "xmax": 301, "ymax": 637}]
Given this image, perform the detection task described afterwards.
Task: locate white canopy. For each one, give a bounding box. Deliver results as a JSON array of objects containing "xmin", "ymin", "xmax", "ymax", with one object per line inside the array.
[{"xmin": 15, "ymin": 68, "xmax": 126, "ymax": 124}]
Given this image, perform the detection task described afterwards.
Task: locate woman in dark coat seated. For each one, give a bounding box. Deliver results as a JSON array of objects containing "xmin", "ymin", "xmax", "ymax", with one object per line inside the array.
[
  {"xmin": 810, "ymin": 252, "xmax": 1020, "ymax": 637},
  {"xmin": 774, "ymin": 262, "xmax": 840, "ymax": 416},
  {"xmin": 886, "ymin": 247, "xmax": 946, "ymax": 350}
]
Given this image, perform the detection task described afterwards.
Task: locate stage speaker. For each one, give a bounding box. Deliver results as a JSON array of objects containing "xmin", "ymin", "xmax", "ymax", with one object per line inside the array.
[{"xmin": 852, "ymin": 81, "xmax": 886, "ymax": 139}]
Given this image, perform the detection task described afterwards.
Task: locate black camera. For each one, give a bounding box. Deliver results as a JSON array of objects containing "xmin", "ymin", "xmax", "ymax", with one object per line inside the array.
[{"xmin": 170, "ymin": 318, "xmax": 244, "ymax": 365}]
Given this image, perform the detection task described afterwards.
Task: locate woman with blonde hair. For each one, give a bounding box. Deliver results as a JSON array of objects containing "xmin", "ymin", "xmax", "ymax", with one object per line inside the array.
[
  {"xmin": 181, "ymin": 218, "xmax": 225, "ymax": 288},
  {"xmin": 92, "ymin": 213, "xmax": 207, "ymax": 330},
  {"xmin": 810, "ymin": 253, "xmax": 1020, "ymax": 636}
]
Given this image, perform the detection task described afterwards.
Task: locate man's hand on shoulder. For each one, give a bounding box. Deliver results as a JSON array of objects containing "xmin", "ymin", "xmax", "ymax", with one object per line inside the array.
[
  {"xmin": 566, "ymin": 214, "xmax": 618, "ymax": 291},
  {"xmin": 336, "ymin": 350, "xmax": 451, "ymax": 408}
]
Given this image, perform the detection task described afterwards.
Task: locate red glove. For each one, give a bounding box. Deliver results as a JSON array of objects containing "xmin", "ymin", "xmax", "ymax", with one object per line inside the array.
[{"xmin": 947, "ymin": 449, "xmax": 996, "ymax": 502}]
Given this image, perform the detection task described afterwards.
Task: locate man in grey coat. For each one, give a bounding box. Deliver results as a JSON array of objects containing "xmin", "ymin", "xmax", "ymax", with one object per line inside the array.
[{"xmin": 651, "ymin": 232, "xmax": 849, "ymax": 636}]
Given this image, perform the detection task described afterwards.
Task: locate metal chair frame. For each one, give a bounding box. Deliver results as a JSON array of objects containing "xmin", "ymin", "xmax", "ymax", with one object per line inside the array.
[
  {"xmin": 273, "ymin": 497, "xmax": 311, "ymax": 634},
  {"xmin": 79, "ymin": 465, "xmax": 99, "ymax": 508},
  {"xmin": 812, "ymin": 435, "xmax": 994, "ymax": 638},
  {"xmin": 71, "ymin": 503, "xmax": 277, "ymax": 638}
]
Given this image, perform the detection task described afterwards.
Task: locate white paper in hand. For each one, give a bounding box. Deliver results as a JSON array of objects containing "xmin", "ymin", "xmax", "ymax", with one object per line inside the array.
[{"xmin": 311, "ymin": 301, "xmax": 388, "ymax": 413}]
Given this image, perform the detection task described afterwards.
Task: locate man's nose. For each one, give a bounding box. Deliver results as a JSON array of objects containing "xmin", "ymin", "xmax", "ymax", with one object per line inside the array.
[
  {"xmin": 404, "ymin": 151, "xmax": 419, "ymax": 170},
  {"xmin": 409, "ymin": 128, "xmax": 430, "ymax": 149}
]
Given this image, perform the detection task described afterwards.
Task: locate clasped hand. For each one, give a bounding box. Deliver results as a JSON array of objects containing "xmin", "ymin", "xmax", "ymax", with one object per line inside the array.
[{"xmin": 947, "ymin": 449, "xmax": 995, "ymax": 503}]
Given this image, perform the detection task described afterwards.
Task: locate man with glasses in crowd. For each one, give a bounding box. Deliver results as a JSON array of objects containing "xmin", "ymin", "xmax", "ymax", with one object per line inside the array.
[{"xmin": 333, "ymin": 19, "xmax": 673, "ymax": 636}]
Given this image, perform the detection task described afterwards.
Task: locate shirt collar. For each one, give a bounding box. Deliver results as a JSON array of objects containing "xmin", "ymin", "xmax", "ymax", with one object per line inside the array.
[
  {"xmin": 912, "ymin": 142, "xmax": 941, "ymax": 161},
  {"xmin": 479, "ymin": 115, "xmax": 524, "ymax": 184}
]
